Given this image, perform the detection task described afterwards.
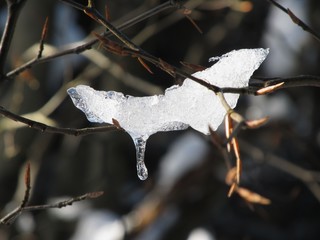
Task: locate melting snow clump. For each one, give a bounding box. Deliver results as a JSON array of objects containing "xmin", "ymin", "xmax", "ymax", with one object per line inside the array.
[{"xmin": 67, "ymin": 48, "xmax": 269, "ymax": 180}]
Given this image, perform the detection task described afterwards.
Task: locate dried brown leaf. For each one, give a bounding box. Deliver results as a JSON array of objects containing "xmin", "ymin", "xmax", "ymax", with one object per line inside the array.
[
  {"xmin": 246, "ymin": 116, "xmax": 269, "ymax": 129},
  {"xmin": 236, "ymin": 187, "xmax": 271, "ymax": 205},
  {"xmin": 112, "ymin": 118, "xmax": 122, "ymax": 129},
  {"xmin": 225, "ymin": 167, "xmax": 237, "ymax": 185},
  {"xmin": 138, "ymin": 57, "xmax": 153, "ymax": 74}
]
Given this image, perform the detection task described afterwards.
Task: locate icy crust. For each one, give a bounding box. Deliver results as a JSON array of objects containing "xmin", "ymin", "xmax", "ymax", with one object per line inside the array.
[
  {"xmin": 68, "ymin": 48, "xmax": 269, "ymax": 136},
  {"xmin": 67, "ymin": 86, "xmax": 190, "ymax": 138},
  {"xmin": 67, "ymin": 48, "xmax": 269, "ymax": 180}
]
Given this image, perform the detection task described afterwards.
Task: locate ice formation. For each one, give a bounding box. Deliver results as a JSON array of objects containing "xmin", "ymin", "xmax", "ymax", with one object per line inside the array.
[{"xmin": 67, "ymin": 48, "xmax": 269, "ymax": 180}]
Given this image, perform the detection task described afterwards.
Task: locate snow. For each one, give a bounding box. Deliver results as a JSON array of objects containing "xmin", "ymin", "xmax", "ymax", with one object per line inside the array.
[{"xmin": 67, "ymin": 48, "xmax": 269, "ymax": 180}]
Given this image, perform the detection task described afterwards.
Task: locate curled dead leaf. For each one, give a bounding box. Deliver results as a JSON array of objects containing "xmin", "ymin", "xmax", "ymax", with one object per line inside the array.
[
  {"xmin": 246, "ymin": 116, "xmax": 269, "ymax": 129},
  {"xmin": 237, "ymin": 187, "xmax": 271, "ymax": 205}
]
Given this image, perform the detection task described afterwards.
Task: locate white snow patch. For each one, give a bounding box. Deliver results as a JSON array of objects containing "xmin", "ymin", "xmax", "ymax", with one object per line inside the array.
[{"xmin": 68, "ymin": 48, "xmax": 269, "ymax": 180}]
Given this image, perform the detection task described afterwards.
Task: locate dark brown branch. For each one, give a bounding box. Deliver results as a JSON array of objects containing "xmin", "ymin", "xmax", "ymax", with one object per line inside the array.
[
  {"xmin": 22, "ymin": 191, "xmax": 104, "ymax": 211},
  {"xmin": 0, "ymin": 159, "xmax": 104, "ymax": 225},
  {"xmin": 83, "ymin": 0, "xmax": 140, "ymax": 51},
  {"xmin": 251, "ymin": 75, "xmax": 320, "ymax": 91},
  {"xmin": 254, "ymin": 75, "xmax": 320, "ymax": 88},
  {"xmin": 95, "ymin": 36, "xmax": 221, "ymax": 93},
  {"xmin": 266, "ymin": 0, "xmax": 320, "ymax": 42},
  {"xmin": 0, "ymin": 106, "xmax": 118, "ymax": 136},
  {"xmin": 79, "ymin": 0, "xmax": 222, "ymax": 93},
  {"xmin": 7, "ymin": 1, "xmax": 177, "ymax": 79},
  {"xmin": 0, "ymin": 0, "xmax": 28, "ymax": 78},
  {"xmin": 5, "ymin": 17, "xmax": 49, "ymax": 79},
  {"xmin": 66, "ymin": 1, "xmax": 320, "ymax": 96},
  {"xmin": 37, "ymin": 17, "xmax": 49, "ymax": 59},
  {"xmin": 0, "ymin": 191, "xmax": 104, "ymax": 225},
  {"xmin": 218, "ymin": 75, "xmax": 320, "ymax": 95}
]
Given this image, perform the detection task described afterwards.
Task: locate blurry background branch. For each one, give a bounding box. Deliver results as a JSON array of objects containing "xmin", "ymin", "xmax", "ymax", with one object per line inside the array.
[
  {"xmin": 0, "ymin": 0, "xmax": 27, "ymax": 77},
  {"xmin": 0, "ymin": 163, "xmax": 104, "ymax": 225},
  {"xmin": 266, "ymin": 0, "xmax": 320, "ymax": 42}
]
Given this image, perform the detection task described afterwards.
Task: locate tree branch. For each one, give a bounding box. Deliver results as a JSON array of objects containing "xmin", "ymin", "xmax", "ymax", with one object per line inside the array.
[
  {"xmin": 266, "ymin": 0, "xmax": 320, "ymax": 42},
  {"xmin": 0, "ymin": 189, "xmax": 104, "ymax": 225},
  {"xmin": 0, "ymin": 0, "xmax": 28, "ymax": 78},
  {"xmin": 6, "ymin": 0, "xmax": 178, "ymax": 79},
  {"xmin": 0, "ymin": 106, "xmax": 118, "ymax": 136}
]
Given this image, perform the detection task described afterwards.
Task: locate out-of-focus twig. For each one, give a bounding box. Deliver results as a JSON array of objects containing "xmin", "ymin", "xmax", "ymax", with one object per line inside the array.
[
  {"xmin": 21, "ymin": 162, "xmax": 31, "ymax": 208},
  {"xmin": 0, "ymin": 0, "xmax": 28, "ymax": 78},
  {"xmin": 1, "ymin": 186, "xmax": 104, "ymax": 225},
  {"xmin": 240, "ymin": 140, "xmax": 320, "ymax": 203},
  {"xmin": 5, "ymin": 17, "xmax": 48, "ymax": 79},
  {"xmin": 266, "ymin": 0, "xmax": 320, "ymax": 42},
  {"xmin": 0, "ymin": 163, "xmax": 104, "ymax": 225}
]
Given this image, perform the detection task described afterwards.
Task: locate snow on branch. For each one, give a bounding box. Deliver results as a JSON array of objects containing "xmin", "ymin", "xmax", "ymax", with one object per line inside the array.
[{"xmin": 68, "ymin": 48, "xmax": 269, "ymax": 180}]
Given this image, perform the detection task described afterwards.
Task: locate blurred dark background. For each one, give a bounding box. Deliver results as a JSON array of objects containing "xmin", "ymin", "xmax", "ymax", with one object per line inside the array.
[{"xmin": 1, "ymin": 0, "xmax": 320, "ymax": 239}]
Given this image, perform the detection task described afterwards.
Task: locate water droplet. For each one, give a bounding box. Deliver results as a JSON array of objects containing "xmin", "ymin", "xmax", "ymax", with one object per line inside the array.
[{"xmin": 132, "ymin": 136, "xmax": 149, "ymax": 180}]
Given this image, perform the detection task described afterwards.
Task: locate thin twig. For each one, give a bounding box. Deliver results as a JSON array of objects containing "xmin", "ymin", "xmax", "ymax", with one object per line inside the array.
[
  {"xmin": 0, "ymin": 163, "xmax": 32, "ymax": 225},
  {"xmin": 252, "ymin": 75, "xmax": 320, "ymax": 89},
  {"xmin": 220, "ymin": 75, "xmax": 320, "ymax": 95},
  {"xmin": 37, "ymin": 17, "xmax": 49, "ymax": 59},
  {"xmin": 0, "ymin": 0, "xmax": 28, "ymax": 78},
  {"xmin": 23, "ymin": 191, "xmax": 104, "ymax": 211},
  {"xmin": 0, "ymin": 191, "xmax": 104, "ymax": 225},
  {"xmin": 240, "ymin": 140, "xmax": 320, "ymax": 203},
  {"xmin": 0, "ymin": 106, "xmax": 118, "ymax": 136},
  {"xmin": 266, "ymin": 0, "xmax": 320, "ymax": 42},
  {"xmin": 59, "ymin": 0, "xmax": 222, "ymax": 93},
  {"xmin": 6, "ymin": 1, "xmax": 177, "ymax": 79},
  {"xmin": 96, "ymin": 36, "xmax": 222, "ymax": 93},
  {"xmin": 5, "ymin": 17, "xmax": 49, "ymax": 79}
]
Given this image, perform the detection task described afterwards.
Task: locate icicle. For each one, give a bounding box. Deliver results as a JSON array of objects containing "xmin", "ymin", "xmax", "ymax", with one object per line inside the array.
[{"xmin": 132, "ymin": 135, "xmax": 149, "ymax": 180}]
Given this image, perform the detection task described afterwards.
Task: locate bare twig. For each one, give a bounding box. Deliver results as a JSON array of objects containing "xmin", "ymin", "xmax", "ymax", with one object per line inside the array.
[
  {"xmin": 96, "ymin": 36, "xmax": 222, "ymax": 93},
  {"xmin": 6, "ymin": 1, "xmax": 177, "ymax": 79},
  {"xmin": 59, "ymin": 0, "xmax": 223, "ymax": 93},
  {"xmin": 6, "ymin": 1, "xmax": 320, "ymax": 96},
  {"xmin": 266, "ymin": 0, "xmax": 320, "ymax": 42},
  {"xmin": 252, "ymin": 75, "xmax": 320, "ymax": 89},
  {"xmin": 5, "ymin": 17, "xmax": 49, "ymax": 78},
  {"xmin": 0, "ymin": 105, "xmax": 117, "ymax": 136},
  {"xmin": 23, "ymin": 191, "xmax": 104, "ymax": 211},
  {"xmin": 0, "ymin": 190, "xmax": 104, "ymax": 225},
  {"xmin": 0, "ymin": 163, "xmax": 31, "ymax": 225},
  {"xmin": 0, "ymin": 0, "xmax": 28, "ymax": 77},
  {"xmin": 240, "ymin": 140, "xmax": 320, "ymax": 203},
  {"xmin": 37, "ymin": 17, "xmax": 49, "ymax": 59},
  {"xmin": 219, "ymin": 75, "xmax": 320, "ymax": 95},
  {"xmin": 93, "ymin": 33, "xmax": 320, "ymax": 96}
]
